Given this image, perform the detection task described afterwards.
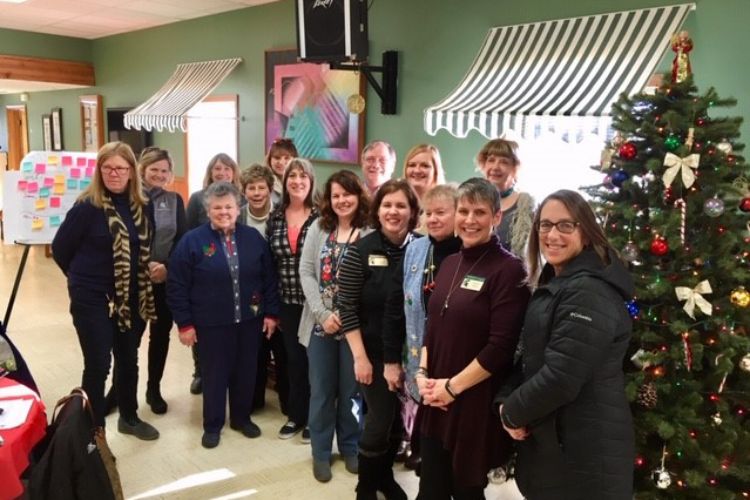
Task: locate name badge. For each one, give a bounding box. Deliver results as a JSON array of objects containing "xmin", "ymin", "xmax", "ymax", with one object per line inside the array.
[
  {"xmin": 460, "ymin": 274, "xmax": 485, "ymax": 291},
  {"xmin": 369, "ymin": 255, "xmax": 389, "ymax": 267}
]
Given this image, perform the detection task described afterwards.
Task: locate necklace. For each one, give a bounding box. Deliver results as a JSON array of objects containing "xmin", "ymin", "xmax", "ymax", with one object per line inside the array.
[
  {"xmin": 441, "ymin": 248, "xmax": 490, "ymax": 316},
  {"xmin": 499, "ymin": 185, "xmax": 515, "ymax": 199}
]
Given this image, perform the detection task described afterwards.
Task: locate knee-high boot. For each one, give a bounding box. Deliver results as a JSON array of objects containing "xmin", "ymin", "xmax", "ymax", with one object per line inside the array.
[
  {"xmin": 356, "ymin": 454, "xmax": 378, "ymax": 500},
  {"xmin": 376, "ymin": 452, "xmax": 407, "ymax": 500}
]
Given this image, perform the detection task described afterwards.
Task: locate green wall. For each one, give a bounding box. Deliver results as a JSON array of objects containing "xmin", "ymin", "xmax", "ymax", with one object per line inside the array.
[{"xmin": 1, "ymin": 0, "xmax": 747, "ymax": 183}]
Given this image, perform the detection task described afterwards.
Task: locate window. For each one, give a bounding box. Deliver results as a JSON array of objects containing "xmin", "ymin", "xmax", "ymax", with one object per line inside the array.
[{"xmin": 186, "ymin": 95, "xmax": 238, "ymax": 193}]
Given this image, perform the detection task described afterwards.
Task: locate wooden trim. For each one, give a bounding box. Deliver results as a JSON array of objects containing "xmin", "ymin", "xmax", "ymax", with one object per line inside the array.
[{"xmin": 0, "ymin": 54, "xmax": 95, "ymax": 86}]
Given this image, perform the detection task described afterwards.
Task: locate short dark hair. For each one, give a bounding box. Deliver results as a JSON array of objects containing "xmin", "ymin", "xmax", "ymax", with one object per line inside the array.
[
  {"xmin": 369, "ymin": 179, "xmax": 420, "ymax": 232},
  {"xmin": 319, "ymin": 170, "xmax": 370, "ymax": 232},
  {"xmin": 476, "ymin": 138, "xmax": 520, "ymax": 167},
  {"xmin": 266, "ymin": 138, "xmax": 299, "ymax": 166},
  {"xmin": 457, "ymin": 177, "xmax": 501, "ymax": 214},
  {"xmin": 240, "ymin": 164, "xmax": 275, "ymax": 191}
]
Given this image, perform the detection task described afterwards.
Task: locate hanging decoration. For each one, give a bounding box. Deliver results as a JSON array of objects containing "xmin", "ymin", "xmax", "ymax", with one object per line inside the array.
[
  {"xmin": 664, "ymin": 134, "xmax": 682, "ymax": 152},
  {"xmin": 681, "ymin": 332, "xmax": 692, "ymax": 371},
  {"xmin": 652, "ymin": 445, "xmax": 672, "ymax": 489},
  {"xmin": 675, "ymin": 280, "xmax": 713, "ymax": 319},
  {"xmin": 684, "ymin": 127, "xmax": 695, "ymax": 149},
  {"xmin": 637, "ymin": 382, "xmax": 658, "ymax": 408},
  {"xmin": 670, "ymin": 30, "xmax": 693, "ymax": 83},
  {"xmin": 703, "ymin": 196, "xmax": 725, "ymax": 218},
  {"xmin": 730, "ymin": 287, "xmax": 750, "ymax": 308},
  {"xmin": 674, "ymin": 198, "xmax": 687, "ymax": 246},
  {"xmin": 739, "ymin": 354, "xmax": 750, "ymax": 372},
  {"xmin": 663, "ymin": 153, "xmax": 700, "ymax": 188},
  {"xmin": 622, "ymin": 241, "xmax": 640, "ymax": 262},
  {"xmin": 612, "ymin": 169, "xmax": 630, "ymax": 188},
  {"xmin": 619, "ymin": 141, "xmax": 638, "ymax": 160},
  {"xmin": 716, "ymin": 139, "xmax": 733, "ymax": 155},
  {"xmin": 650, "ymin": 235, "xmax": 670, "ymax": 256}
]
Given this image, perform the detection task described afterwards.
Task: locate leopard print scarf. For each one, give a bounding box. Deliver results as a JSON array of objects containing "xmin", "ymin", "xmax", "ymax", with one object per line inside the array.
[{"xmin": 101, "ymin": 193, "xmax": 156, "ymax": 331}]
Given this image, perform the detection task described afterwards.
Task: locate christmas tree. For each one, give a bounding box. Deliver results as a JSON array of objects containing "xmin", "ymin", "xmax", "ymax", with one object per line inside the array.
[{"xmin": 585, "ymin": 32, "xmax": 750, "ymax": 499}]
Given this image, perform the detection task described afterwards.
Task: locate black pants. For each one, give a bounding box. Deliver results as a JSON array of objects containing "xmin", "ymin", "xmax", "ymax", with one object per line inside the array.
[
  {"xmin": 70, "ymin": 288, "xmax": 145, "ymax": 427},
  {"xmin": 253, "ymin": 332, "xmax": 289, "ymax": 413},
  {"xmin": 196, "ymin": 321, "xmax": 261, "ymax": 433},
  {"xmin": 279, "ymin": 302, "xmax": 309, "ymax": 425},
  {"xmin": 147, "ymin": 283, "xmax": 172, "ymax": 390},
  {"xmin": 418, "ymin": 436, "xmax": 486, "ymax": 500},
  {"xmin": 359, "ymin": 359, "xmax": 401, "ymax": 456}
]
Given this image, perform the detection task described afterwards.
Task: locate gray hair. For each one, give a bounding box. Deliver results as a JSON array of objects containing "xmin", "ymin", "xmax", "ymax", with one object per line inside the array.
[
  {"xmin": 457, "ymin": 177, "xmax": 501, "ymax": 214},
  {"xmin": 361, "ymin": 140, "xmax": 396, "ymax": 162},
  {"xmin": 203, "ymin": 181, "xmax": 241, "ymax": 209}
]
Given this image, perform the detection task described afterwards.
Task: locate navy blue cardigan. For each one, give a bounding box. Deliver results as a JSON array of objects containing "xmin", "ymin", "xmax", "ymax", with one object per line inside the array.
[{"xmin": 167, "ymin": 223, "xmax": 280, "ymax": 329}]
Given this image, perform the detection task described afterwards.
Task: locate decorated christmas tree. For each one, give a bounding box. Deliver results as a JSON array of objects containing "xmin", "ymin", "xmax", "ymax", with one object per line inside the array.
[{"xmin": 585, "ymin": 32, "xmax": 750, "ymax": 498}]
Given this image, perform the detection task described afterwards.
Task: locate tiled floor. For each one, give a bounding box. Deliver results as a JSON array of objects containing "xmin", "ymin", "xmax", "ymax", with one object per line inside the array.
[{"xmin": 1, "ymin": 242, "xmax": 523, "ymax": 499}]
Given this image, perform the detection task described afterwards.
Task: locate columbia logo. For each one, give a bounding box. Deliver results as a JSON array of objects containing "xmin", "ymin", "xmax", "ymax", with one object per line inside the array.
[{"xmin": 570, "ymin": 312, "xmax": 592, "ymax": 322}]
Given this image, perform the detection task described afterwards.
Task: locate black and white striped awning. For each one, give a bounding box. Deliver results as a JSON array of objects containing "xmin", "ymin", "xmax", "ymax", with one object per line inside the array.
[
  {"xmin": 424, "ymin": 4, "xmax": 693, "ymax": 141},
  {"xmin": 125, "ymin": 58, "xmax": 242, "ymax": 133}
]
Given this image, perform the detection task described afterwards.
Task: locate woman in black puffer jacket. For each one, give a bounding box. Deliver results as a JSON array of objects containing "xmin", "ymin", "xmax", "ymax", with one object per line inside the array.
[{"xmin": 495, "ymin": 189, "xmax": 635, "ymax": 500}]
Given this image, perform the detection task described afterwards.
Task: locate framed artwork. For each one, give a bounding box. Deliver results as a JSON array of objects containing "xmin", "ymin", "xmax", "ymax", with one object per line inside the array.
[
  {"xmin": 51, "ymin": 108, "xmax": 63, "ymax": 151},
  {"xmin": 42, "ymin": 114, "xmax": 52, "ymax": 151},
  {"xmin": 265, "ymin": 49, "xmax": 365, "ymax": 164},
  {"xmin": 79, "ymin": 95, "xmax": 104, "ymax": 152}
]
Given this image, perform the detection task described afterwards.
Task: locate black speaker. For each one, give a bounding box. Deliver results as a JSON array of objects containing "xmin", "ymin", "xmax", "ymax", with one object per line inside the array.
[{"xmin": 296, "ymin": 0, "xmax": 368, "ymax": 62}]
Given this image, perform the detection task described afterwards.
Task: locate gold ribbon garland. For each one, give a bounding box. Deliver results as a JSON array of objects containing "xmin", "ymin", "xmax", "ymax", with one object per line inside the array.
[
  {"xmin": 675, "ymin": 280, "xmax": 713, "ymax": 319},
  {"xmin": 663, "ymin": 153, "xmax": 700, "ymax": 188}
]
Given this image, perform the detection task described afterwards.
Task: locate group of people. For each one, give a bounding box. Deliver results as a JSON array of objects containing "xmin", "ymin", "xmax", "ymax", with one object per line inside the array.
[{"xmin": 51, "ymin": 135, "xmax": 636, "ymax": 500}]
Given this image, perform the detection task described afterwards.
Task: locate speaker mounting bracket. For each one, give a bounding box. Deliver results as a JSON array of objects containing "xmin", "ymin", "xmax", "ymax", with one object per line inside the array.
[{"xmin": 329, "ymin": 51, "xmax": 398, "ymax": 115}]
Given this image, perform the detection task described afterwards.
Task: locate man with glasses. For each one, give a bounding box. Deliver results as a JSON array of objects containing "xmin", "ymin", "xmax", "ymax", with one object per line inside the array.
[{"xmin": 360, "ymin": 140, "xmax": 396, "ymax": 196}]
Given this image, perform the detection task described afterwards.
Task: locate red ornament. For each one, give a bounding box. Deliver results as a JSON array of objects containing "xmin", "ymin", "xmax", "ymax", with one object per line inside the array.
[
  {"xmin": 650, "ymin": 236, "xmax": 669, "ymax": 256},
  {"xmin": 740, "ymin": 197, "xmax": 750, "ymax": 212},
  {"xmin": 618, "ymin": 142, "xmax": 637, "ymax": 160}
]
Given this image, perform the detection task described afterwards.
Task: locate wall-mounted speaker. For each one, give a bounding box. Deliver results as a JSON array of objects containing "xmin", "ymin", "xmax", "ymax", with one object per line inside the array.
[{"xmin": 296, "ymin": 0, "xmax": 368, "ymax": 62}]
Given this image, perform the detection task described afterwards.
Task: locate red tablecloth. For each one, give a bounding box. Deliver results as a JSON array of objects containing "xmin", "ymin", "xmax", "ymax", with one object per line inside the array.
[{"xmin": 0, "ymin": 377, "xmax": 47, "ymax": 500}]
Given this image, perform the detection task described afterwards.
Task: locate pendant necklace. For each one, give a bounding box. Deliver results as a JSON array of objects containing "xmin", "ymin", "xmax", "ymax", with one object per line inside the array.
[{"xmin": 441, "ymin": 248, "xmax": 490, "ymax": 316}]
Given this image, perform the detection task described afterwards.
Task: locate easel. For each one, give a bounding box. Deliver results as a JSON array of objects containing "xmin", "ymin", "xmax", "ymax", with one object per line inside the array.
[{"xmin": 4, "ymin": 240, "xmax": 45, "ymax": 330}]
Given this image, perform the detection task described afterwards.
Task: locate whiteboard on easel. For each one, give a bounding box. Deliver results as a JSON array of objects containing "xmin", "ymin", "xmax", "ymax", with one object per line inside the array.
[{"xmin": 3, "ymin": 151, "xmax": 98, "ymax": 245}]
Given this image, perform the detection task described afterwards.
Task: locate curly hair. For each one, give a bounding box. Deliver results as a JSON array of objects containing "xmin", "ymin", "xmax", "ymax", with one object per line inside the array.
[{"xmin": 318, "ymin": 170, "xmax": 370, "ymax": 232}]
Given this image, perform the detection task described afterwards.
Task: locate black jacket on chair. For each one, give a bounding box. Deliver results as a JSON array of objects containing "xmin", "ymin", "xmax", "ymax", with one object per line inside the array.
[{"xmin": 496, "ymin": 248, "xmax": 635, "ymax": 500}]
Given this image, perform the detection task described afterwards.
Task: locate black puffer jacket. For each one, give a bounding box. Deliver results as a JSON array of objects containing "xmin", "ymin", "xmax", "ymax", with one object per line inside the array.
[{"xmin": 497, "ymin": 248, "xmax": 635, "ymax": 500}]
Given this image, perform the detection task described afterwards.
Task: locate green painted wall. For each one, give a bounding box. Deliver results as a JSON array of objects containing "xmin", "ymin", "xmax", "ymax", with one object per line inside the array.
[{"xmin": 1, "ymin": 0, "xmax": 747, "ymax": 184}]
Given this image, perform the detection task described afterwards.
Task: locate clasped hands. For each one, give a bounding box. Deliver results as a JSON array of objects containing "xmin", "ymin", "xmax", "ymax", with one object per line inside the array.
[{"xmin": 418, "ymin": 376, "xmax": 455, "ymax": 411}]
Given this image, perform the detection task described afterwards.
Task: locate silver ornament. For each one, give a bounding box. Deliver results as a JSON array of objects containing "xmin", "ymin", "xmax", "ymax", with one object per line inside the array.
[
  {"xmin": 703, "ymin": 197, "xmax": 725, "ymax": 218},
  {"xmin": 622, "ymin": 241, "xmax": 640, "ymax": 263},
  {"xmin": 711, "ymin": 412, "xmax": 723, "ymax": 425},
  {"xmin": 740, "ymin": 353, "xmax": 750, "ymax": 372},
  {"xmin": 716, "ymin": 140, "xmax": 733, "ymax": 155},
  {"xmin": 653, "ymin": 469, "xmax": 672, "ymax": 489},
  {"xmin": 630, "ymin": 348, "xmax": 653, "ymax": 369}
]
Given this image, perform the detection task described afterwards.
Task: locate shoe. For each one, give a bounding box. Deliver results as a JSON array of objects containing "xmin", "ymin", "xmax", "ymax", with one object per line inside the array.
[
  {"xmin": 201, "ymin": 432, "xmax": 220, "ymax": 448},
  {"xmin": 278, "ymin": 420, "xmax": 303, "ymax": 439},
  {"xmin": 104, "ymin": 387, "xmax": 118, "ymax": 416},
  {"xmin": 404, "ymin": 450, "xmax": 421, "ymax": 471},
  {"xmin": 394, "ymin": 440, "xmax": 409, "ymax": 463},
  {"xmin": 146, "ymin": 388, "xmax": 168, "ymax": 414},
  {"xmin": 230, "ymin": 420, "xmax": 261, "ymax": 438},
  {"xmin": 301, "ymin": 426, "xmax": 311, "ymax": 444},
  {"xmin": 312, "ymin": 459, "xmax": 332, "ymax": 482},
  {"xmin": 343, "ymin": 454, "xmax": 358, "ymax": 474},
  {"xmin": 117, "ymin": 416, "xmax": 159, "ymax": 441},
  {"xmin": 190, "ymin": 376, "xmax": 202, "ymax": 395}
]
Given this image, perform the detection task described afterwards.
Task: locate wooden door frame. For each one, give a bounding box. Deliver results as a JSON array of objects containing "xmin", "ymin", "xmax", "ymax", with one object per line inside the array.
[{"xmin": 5, "ymin": 105, "xmax": 29, "ymax": 170}]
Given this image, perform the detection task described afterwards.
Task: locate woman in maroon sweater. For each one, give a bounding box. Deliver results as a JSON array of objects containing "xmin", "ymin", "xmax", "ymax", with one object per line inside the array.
[{"xmin": 417, "ymin": 178, "xmax": 530, "ymax": 499}]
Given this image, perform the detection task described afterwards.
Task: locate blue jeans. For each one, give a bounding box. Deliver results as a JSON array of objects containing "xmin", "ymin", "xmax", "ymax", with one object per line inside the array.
[{"xmin": 307, "ymin": 333, "xmax": 362, "ymax": 461}]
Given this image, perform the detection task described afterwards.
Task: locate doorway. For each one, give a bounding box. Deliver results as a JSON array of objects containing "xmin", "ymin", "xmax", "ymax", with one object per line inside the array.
[{"xmin": 5, "ymin": 105, "xmax": 29, "ymax": 170}]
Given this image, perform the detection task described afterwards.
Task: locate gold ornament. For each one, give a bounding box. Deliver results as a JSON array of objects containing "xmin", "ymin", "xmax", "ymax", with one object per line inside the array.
[
  {"xmin": 347, "ymin": 94, "xmax": 366, "ymax": 114},
  {"xmin": 716, "ymin": 140, "xmax": 733, "ymax": 155},
  {"xmin": 739, "ymin": 354, "xmax": 750, "ymax": 372},
  {"xmin": 711, "ymin": 412, "xmax": 723, "ymax": 426},
  {"xmin": 730, "ymin": 287, "xmax": 750, "ymax": 308}
]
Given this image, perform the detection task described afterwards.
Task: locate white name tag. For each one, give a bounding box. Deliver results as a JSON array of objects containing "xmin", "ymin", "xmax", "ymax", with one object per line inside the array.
[
  {"xmin": 369, "ymin": 255, "xmax": 389, "ymax": 267},
  {"xmin": 460, "ymin": 274, "xmax": 485, "ymax": 291}
]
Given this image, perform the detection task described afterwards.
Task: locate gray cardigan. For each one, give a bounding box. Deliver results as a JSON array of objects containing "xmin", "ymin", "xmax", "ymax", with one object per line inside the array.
[{"xmin": 297, "ymin": 219, "xmax": 371, "ymax": 347}]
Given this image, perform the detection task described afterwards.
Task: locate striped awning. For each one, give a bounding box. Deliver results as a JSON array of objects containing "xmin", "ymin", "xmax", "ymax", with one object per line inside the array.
[
  {"xmin": 424, "ymin": 4, "xmax": 693, "ymax": 141},
  {"xmin": 125, "ymin": 58, "xmax": 242, "ymax": 133}
]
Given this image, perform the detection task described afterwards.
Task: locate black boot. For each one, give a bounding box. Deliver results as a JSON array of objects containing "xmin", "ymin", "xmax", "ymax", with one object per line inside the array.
[
  {"xmin": 355, "ymin": 454, "xmax": 378, "ymax": 500},
  {"xmin": 376, "ymin": 453, "xmax": 407, "ymax": 500},
  {"xmin": 104, "ymin": 385, "xmax": 118, "ymax": 416},
  {"xmin": 146, "ymin": 384, "xmax": 168, "ymax": 414}
]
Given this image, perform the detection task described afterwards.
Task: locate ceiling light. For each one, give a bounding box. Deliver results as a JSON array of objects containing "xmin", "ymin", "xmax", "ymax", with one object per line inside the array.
[{"xmin": 0, "ymin": 0, "xmax": 30, "ymax": 3}]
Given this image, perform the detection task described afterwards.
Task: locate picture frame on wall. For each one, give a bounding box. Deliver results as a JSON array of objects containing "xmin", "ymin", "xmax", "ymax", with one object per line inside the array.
[
  {"xmin": 265, "ymin": 48, "xmax": 365, "ymax": 165},
  {"xmin": 42, "ymin": 114, "xmax": 53, "ymax": 151},
  {"xmin": 51, "ymin": 107, "xmax": 63, "ymax": 151}
]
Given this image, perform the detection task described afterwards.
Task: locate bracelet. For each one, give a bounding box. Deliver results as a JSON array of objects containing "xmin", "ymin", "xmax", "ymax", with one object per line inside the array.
[
  {"xmin": 416, "ymin": 367, "xmax": 428, "ymax": 377},
  {"xmin": 445, "ymin": 378, "xmax": 458, "ymax": 399}
]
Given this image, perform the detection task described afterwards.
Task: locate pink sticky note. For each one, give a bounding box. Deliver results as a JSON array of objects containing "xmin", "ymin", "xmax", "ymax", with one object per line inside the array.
[
  {"xmin": 70, "ymin": 168, "xmax": 81, "ymax": 179},
  {"xmin": 35, "ymin": 163, "xmax": 46, "ymax": 174},
  {"xmin": 50, "ymin": 197, "xmax": 61, "ymax": 208},
  {"xmin": 62, "ymin": 156, "xmax": 73, "ymax": 166},
  {"xmin": 87, "ymin": 159, "xmax": 96, "ymax": 168},
  {"xmin": 27, "ymin": 181, "xmax": 39, "ymax": 193},
  {"xmin": 85, "ymin": 167, "xmax": 94, "ymax": 178},
  {"xmin": 43, "ymin": 177, "xmax": 54, "ymax": 188},
  {"xmin": 17, "ymin": 180, "xmax": 27, "ymax": 191},
  {"xmin": 76, "ymin": 157, "xmax": 87, "ymax": 167}
]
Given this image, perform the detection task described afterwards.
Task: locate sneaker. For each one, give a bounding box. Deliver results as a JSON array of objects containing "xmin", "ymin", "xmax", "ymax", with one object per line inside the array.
[
  {"xmin": 278, "ymin": 420, "xmax": 303, "ymax": 439},
  {"xmin": 230, "ymin": 420, "xmax": 261, "ymax": 438},
  {"xmin": 190, "ymin": 376, "xmax": 202, "ymax": 395},
  {"xmin": 301, "ymin": 426, "xmax": 311, "ymax": 444},
  {"xmin": 201, "ymin": 431, "xmax": 220, "ymax": 448},
  {"xmin": 117, "ymin": 416, "xmax": 159, "ymax": 441},
  {"xmin": 146, "ymin": 388, "xmax": 168, "ymax": 414},
  {"xmin": 313, "ymin": 459, "xmax": 332, "ymax": 482},
  {"xmin": 343, "ymin": 454, "xmax": 358, "ymax": 474}
]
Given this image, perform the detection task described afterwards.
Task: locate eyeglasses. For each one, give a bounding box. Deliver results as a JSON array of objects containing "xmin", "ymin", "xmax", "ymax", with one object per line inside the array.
[
  {"xmin": 538, "ymin": 220, "xmax": 579, "ymax": 234},
  {"xmin": 101, "ymin": 166, "xmax": 130, "ymax": 175}
]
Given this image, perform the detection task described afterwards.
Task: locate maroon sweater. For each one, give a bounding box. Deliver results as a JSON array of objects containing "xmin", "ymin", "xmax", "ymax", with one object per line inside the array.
[{"xmin": 421, "ymin": 236, "xmax": 529, "ymax": 487}]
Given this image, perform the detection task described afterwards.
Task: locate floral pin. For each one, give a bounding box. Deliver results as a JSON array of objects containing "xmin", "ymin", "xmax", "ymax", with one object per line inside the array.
[
  {"xmin": 202, "ymin": 242, "xmax": 217, "ymax": 257},
  {"xmin": 250, "ymin": 292, "xmax": 263, "ymax": 316}
]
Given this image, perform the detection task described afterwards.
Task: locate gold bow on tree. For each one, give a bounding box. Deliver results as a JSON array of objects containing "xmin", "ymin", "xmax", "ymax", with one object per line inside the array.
[
  {"xmin": 663, "ymin": 153, "xmax": 700, "ymax": 188},
  {"xmin": 675, "ymin": 280, "xmax": 713, "ymax": 319}
]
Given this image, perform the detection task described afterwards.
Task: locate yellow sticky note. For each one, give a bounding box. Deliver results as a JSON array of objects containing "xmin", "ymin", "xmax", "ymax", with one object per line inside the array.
[
  {"xmin": 53, "ymin": 184, "xmax": 65, "ymax": 195},
  {"xmin": 54, "ymin": 174, "xmax": 65, "ymax": 185},
  {"xmin": 32, "ymin": 218, "xmax": 44, "ymax": 230},
  {"xmin": 48, "ymin": 156, "xmax": 59, "ymax": 165},
  {"xmin": 35, "ymin": 198, "xmax": 46, "ymax": 210}
]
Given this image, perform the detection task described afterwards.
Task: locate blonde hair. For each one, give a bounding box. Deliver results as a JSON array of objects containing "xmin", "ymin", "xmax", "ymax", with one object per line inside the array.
[
  {"xmin": 78, "ymin": 141, "xmax": 147, "ymax": 207},
  {"xmin": 422, "ymin": 183, "xmax": 458, "ymax": 207},
  {"xmin": 138, "ymin": 146, "xmax": 174, "ymax": 182},
  {"xmin": 402, "ymin": 144, "xmax": 446, "ymax": 187},
  {"xmin": 202, "ymin": 153, "xmax": 241, "ymax": 190}
]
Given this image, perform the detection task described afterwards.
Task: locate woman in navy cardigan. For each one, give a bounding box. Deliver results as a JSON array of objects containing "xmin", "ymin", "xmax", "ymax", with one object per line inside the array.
[{"xmin": 168, "ymin": 181, "xmax": 280, "ymax": 449}]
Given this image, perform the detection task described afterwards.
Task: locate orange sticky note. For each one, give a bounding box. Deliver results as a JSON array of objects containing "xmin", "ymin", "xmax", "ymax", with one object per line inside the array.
[
  {"xmin": 50, "ymin": 197, "xmax": 61, "ymax": 208},
  {"xmin": 35, "ymin": 198, "xmax": 46, "ymax": 210},
  {"xmin": 54, "ymin": 175, "xmax": 65, "ymax": 185},
  {"xmin": 32, "ymin": 218, "xmax": 44, "ymax": 230},
  {"xmin": 48, "ymin": 155, "xmax": 59, "ymax": 165},
  {"xmin": 53, "ymin": 184, "xmax": 65, "ymax": 195}
]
